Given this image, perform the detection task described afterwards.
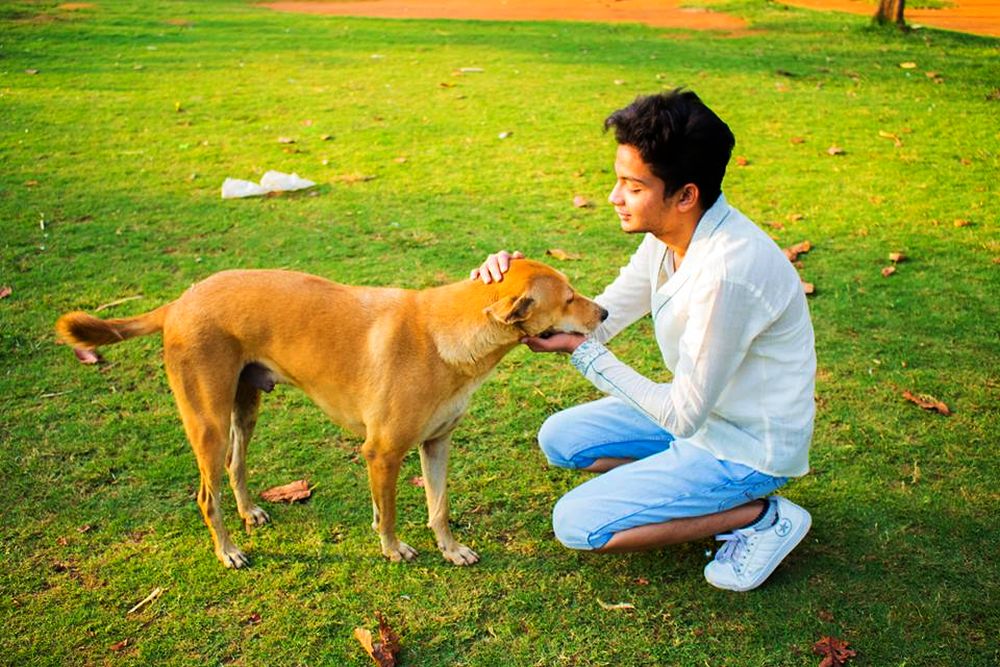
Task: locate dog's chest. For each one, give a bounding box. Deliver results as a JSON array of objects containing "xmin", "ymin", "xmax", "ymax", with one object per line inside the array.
[{"xmin": 423, "ymin": 378, "xmax": 486, "ymax": 442}]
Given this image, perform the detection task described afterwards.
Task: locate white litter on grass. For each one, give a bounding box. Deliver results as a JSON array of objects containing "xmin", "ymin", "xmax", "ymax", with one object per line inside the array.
[
  {"xmin": 260, "ymin": 170, "xmax": 315, "ymax": 192},
  {"xmin": 221, "ymin": 171, "xmax": 316, "ymax": 199}
]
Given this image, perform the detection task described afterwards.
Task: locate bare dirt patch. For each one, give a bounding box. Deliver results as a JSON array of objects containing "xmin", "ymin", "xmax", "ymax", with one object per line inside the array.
[
  {"xmin": 261, "ymin": 0, "xmax": 748, "ymax": 31},
  {"xmin": 262, "ymin": 0, "xmax": 999, "ymax": 37},
  {"xmin": 779, "ymin": 0, "xmax": 1000, "ymax": 37}
]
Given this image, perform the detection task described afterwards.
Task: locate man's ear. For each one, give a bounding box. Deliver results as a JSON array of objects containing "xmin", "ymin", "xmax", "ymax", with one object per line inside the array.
[
  {"xmin": 484, "ymin": 294, "xmax": 536, "ymax": 324},
  {"xmin": 677, "ymin": 183, "xmax": 700, "ymax": 212}
]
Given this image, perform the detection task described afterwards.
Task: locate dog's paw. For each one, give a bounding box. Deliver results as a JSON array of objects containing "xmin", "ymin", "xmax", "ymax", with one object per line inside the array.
[
  {"xmin": 218, "ymin": 545, "xmax": 250, "ymax": 569},
  {"xmin": 383, "ymin": 541, "xmax": 418, "ymax": 563},
  {"xmin": 441, "ymin": 543, "xmax": 479, "ymax": 566},
  {"xmin": 241, "ymin": 505, "xmax": 271, "ymax": 527}
]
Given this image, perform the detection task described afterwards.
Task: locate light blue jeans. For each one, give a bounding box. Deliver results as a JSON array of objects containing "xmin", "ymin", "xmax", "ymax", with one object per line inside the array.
[{"xmin": 538, "ymin": 397, "xmax": 788, "ymax": 550}]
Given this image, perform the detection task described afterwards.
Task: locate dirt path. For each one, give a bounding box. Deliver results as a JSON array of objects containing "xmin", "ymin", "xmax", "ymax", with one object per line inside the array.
[
  {"xmin": 781, "ymin": 0, "xmax": 1000, "ymax": 37},
  {"xmin": 262, "ymin": 0, "xmax": 1000, "ymax": 37},
  {"xmin": 260, "ymin": 0, "xmax": 748, "ymax": 32}
]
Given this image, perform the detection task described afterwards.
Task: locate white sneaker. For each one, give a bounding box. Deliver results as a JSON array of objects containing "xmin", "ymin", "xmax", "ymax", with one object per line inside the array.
[{"xmin": 703, "ymin": 496, "xmax": 811, "ymax": 592}]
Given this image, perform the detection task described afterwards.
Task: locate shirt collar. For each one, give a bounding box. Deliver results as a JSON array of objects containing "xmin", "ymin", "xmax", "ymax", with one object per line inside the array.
[{"xmin": 689, "ymin": 193, "xmax": 732, "ymax": 249}]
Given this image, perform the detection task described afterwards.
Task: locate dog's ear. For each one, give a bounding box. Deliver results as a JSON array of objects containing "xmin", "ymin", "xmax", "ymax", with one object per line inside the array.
[{"xmin": 484, "ymin": 294, "xmax": 536, "ymax": 324}]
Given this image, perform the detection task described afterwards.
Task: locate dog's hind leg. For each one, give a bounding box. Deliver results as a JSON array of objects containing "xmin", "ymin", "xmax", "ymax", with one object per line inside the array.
[
  {"xmin": 165, "ymin": 348, "xmax": 249, "ymax": 569},
  {"xmin": 361, "ymin": 436, "xmax": 417, "ymax": 562},
  {"xmin": 229, "ymin": 380, "xmax": 270, "ymax": 531},
  {"xmin": 420, "ymin": 434, "xmax": 479, "ymax": 566}
]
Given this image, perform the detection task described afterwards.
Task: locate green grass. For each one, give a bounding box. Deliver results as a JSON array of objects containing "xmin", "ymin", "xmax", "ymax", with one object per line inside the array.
[{"xmin": 2, "ymin": 1, "xmax": 998, "ymax": 664}]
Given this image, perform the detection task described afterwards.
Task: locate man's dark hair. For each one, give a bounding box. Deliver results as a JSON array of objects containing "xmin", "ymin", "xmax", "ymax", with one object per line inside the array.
[{"xmin": 604, "ymin": 89, "xmax": 735, "ymax": 209}]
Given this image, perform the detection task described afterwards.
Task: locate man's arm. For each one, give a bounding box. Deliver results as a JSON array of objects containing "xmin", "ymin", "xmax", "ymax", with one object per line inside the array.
[{"xmin": 570, "ymin": 277, "xmax": 774, "ymax": 438}]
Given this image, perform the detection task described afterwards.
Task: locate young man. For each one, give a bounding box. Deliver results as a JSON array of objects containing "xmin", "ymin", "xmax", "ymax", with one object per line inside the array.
[{"xmin": 472, "ymin": 89, "xmax": 816, "ymax": 591}]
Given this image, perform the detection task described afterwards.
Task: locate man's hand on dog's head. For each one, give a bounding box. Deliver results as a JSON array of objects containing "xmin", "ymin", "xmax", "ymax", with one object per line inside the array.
[
  {"xmin": 520, "ymin": 331, "xmax": 585, "ymax": 354},
  {"xmin": 471, "ymin": 250, "xmax": 524, "ymax": 284}
]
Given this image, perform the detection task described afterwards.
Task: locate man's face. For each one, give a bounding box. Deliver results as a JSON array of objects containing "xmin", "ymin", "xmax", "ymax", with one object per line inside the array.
[{"xmin": 608, "ymin": 143, "xmax": 682, "ymax": 237}]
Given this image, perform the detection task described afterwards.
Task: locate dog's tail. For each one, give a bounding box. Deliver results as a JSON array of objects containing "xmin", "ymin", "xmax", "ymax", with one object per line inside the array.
[{"xmin": 55, "ymin": 304, "xmax": 171, "ymax": 350}]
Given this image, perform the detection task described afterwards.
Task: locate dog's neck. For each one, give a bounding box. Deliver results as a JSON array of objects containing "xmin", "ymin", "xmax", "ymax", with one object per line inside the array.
[{"xmin": 421, "ymin": 281, "xmax": 524, "ymax": 376}]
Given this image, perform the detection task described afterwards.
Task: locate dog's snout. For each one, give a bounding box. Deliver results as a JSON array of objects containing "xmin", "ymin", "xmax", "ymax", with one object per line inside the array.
[{"xmin": 600, "ymin": 307, "xmax": 609, "ymax": 322}]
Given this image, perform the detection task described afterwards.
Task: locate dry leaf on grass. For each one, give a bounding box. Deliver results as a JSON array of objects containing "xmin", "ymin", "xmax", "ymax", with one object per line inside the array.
[
  {"xmin": 409, "ymin": 476, "xmax": 425, "ymax": 487},
  {"xmin": 813, "ymin": 635, "xmax": 857, "ymax": 667},
  {"xmin": 127, "ymin": 587, "xmax": 164, "ymax": 615},
  {"xmin": 790, "ymin": 136, "xmax": 806, "ymax": 144},
  {"xmin": 260, "ymin": 479, "xmax": 311, "ymax": 503},
  {"xmin": 881, "ymin": 266, "xmax": 896, "ymax": 278},
  {"xmin": 878, "ymin": 130, "xmax": 903, "ymax": 147},
  {"xmin": 801, "ymin": 281, "xmax": 815, "ymax": 295},
  {"xmin": 277, "ymin": 136, "xmax": 296, "ymax": 144},
  {"xmin": 826, "ymin": 145, "xmax": 846, "ymax": 156},
  {"xmin": 734, "ymin": 155, "xmax": 750, "ymax": 166},
  {"xmin": 899, "ymin": 62, "xmax": 917, "ymax": 69},
  {"xmin": 783, "ymin": 240, "xmax": 812, "ymax": 262},
  {"xmin": 902, "ymin": 390, "xmax": 951, "ymax": 416},
  {"xmin": 888, "ymin": 252, "xmax": 906, "ymax": 263},
  {"xmin": 109, "ymin": 639, "xmax": 130, "ymax": 652},
  {"xmin": 597, "ymin": 599, "xmax": 636, "ymax": 611},
  {"xmin": 0, "ymin": 286, "xmax": 12, "ymax": 299},
  {"xmin": 572, "ymin": 195, "xmax": 594, "ymax": 208},
  {"xmin": 546, "ymin": 248, "xmax": 582, "ymax": 261},
  {"xmin": 354, "ymin": 612, "xmax": 402, "ymax": 667},
  {"xmin": 953, "ymin": 219, "xmax": 971, "ymax": 228}
]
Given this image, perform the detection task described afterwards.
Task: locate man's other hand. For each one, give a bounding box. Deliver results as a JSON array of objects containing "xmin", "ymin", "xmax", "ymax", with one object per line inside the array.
[{"xmin": 470, "ymin": 250, "xmax": 524, "ymax": 284}]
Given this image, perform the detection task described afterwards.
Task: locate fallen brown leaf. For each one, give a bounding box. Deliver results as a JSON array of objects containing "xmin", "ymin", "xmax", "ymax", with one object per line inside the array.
[
  {"xmin": 354, "ymin": 613, "xmax": 402, "ymax": 667},
  {"xmin": 546, "ymin": 248, "xmax": 582, "ymax": 261},
  {"xmin": 826, "ymin": 145, "xmax": 846, "ymax": 156},
  {"xmin": 0, "ymin": 286, "xmax": 11, "ymax": 299},
  {"xmin": 813, "ymin": 635, "xmax": 856, "ymax": 667},
  {"xmin": 902, "ymin": 390, "xmax": 951, "ymax": 416},
  {"xmin": 881, "ymin": 266, "xmax": 896, "ymax": 278},
  {"xmin": 953, "ymin": 219, "xmax": 971, "ymax": 228},
  {"xmin": 109, "ymin": 639, "xmax": 130, "ymax": 652},
  {"xmin": 334, "ymin": 173, "xmax": 377, "ymax": 184},
  {"xmin": 790, "ymin": 136, "xmax": 806, "ymax": 144},
  {"xmin": 572, "ymin": 195, "xmax": 594, "ymax": 208},
  {"xmin": 802, "ymin": 281, "xmax": 815, "ymax": 295},
  {"xmin": 783, "ymin": 240, "xmax": 812, "ymax": 262},
  {"xmin": 734, "ymin": 155, "xmax": 750, "ymax": 166},
  {"xmin": 260, "ymin": 479, "xmax": 311, "ymax": 503},
  {"xmin": 888, "ymin": 252, "xmax": 905, "ymax": 263},
  {"xmin": 788, "ymin": 213, "xmax": 805, "ymax": 222},
  {"xmin": 277, "ymin": 136, "xmax": 296, "ymax": 144},
  {"xmin": 247, "ymin": 612, "xmax": 262, "ymax": 625},
  {"xmin": 899, "ymin": 61, "xmax": 917, "ymax": 69},
  {"xmin": 409, "ymin": 476, "xmax": 425, "ymax": 487}
]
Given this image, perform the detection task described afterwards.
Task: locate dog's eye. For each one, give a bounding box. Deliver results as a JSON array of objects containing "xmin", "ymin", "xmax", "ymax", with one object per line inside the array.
[{"xmin": 566, "ymin": 294, "xmax": 575, "ymax": 304}]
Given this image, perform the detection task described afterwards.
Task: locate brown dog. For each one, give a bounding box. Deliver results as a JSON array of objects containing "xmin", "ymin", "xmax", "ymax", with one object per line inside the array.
[{"xmin": 56, "ymin": 260, "xmax": 606, "ymax": 568}]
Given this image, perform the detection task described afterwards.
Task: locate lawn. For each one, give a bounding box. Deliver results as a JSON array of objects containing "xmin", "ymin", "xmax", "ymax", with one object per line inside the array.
[{"xmin": 1, "ymin": 0, "xmax": 997, "ymax": 665}]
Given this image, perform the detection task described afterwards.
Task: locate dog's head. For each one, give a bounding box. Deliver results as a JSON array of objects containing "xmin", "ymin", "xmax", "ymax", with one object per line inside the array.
[{"xmin": 483, "ymin": 259, "xmax": 608, "ymax": 337}]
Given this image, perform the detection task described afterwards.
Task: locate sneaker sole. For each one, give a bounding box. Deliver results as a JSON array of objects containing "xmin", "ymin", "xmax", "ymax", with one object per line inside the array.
[{"xmin": 706, "ymin": 510, "xmax": 812, "ymax": 592}]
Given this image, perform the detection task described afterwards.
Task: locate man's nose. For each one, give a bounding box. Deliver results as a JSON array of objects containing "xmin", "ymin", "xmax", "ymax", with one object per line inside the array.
[{"xmin": 608, "ymin": 183, "xmax": 623, "ymax": 206}]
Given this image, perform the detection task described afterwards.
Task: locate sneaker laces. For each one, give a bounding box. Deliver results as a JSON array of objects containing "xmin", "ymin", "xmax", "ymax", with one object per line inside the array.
[{"xmin": 714, "ymin": 531, "xmax": 751, "ymax": 571}]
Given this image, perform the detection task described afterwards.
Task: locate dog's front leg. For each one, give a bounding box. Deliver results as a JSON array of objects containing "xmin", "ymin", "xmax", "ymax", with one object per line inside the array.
[
  {"xmin": 420, "ymin": 435, "xmax": 479, "ymax": 565},
  {"xmin": 362, "ymin": 439, "xmax": 417, "ymax": 562}
]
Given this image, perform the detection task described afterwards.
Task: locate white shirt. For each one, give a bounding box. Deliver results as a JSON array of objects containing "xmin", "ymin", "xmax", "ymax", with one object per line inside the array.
[{"xmin": 570, "ymin": 194, "xmax": 816, "ymax": 477}]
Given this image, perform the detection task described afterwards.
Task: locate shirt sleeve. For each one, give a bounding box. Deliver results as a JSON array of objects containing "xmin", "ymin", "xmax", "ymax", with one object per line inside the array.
[
  {"xmin": 590, "ymin": 234, "xmax": 657, "ymax": 345},
  {"xmin": 570, "ymin": 277, "xmax": 776, "ymax": 438}
]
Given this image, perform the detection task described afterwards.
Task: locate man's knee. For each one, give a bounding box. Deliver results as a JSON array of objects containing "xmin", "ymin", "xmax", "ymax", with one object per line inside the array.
[
  {"xmin": 537, "ymin": 411, "xmax": 579, "ymax": 468},
  {"xmin": 552, "ymin": 493, "xmax": 607, "ymax": 551}
]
